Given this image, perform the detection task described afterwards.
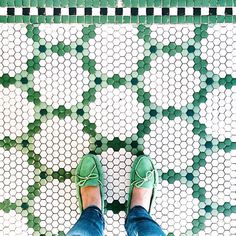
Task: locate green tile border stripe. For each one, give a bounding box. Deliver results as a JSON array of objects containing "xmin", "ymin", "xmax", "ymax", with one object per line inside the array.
[
  {"xmin": 1, "ymin": 0, "xmax": 236, "ymax": 7},
  {"xmin": 0, "ymin": 7, "xmax": 236, "ymax": 23},
  {"xmin": 1, "ymin": 7, "xmax": 236, "ymax": 16}
]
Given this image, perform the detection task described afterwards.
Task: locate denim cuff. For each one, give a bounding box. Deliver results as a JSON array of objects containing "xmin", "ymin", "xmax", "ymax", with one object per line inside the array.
[
  {"xmin": 84, "ymin": 205, "xmax": 102, "ymax": 214},
  {"xmin": 83, "ymin": 205, "xmax": 105, "ymax": 228},
  {"xmin": 128, "ymin": 205, "xmax": 148, "ymax": 215}
]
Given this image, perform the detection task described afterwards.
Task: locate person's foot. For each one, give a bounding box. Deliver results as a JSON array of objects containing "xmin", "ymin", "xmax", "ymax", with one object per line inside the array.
[
  {"xmin": 76, "ymin": 154, "xmax": 104, "ymax": 213},
  {"xmin": 127, "ymin": 155, "xmax": 158, "ymax": 214},
  {"xmin": 80, "ymin": 186, "xmax": 101, "ymax": 210},
  {"xmin": 130, "ymin": 187, "xmax": 153, "ymax": 212}
]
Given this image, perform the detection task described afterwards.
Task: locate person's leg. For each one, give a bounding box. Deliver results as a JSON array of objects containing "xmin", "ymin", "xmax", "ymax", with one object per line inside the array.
[
  {"xmin": 67, "ymin": 154, "xmax": 105, "ymax": 236},
  {"xmin": 67, "ymin": 205, "xmax": 105, "ymax": 236},
  {"xmin": 125, "ymin": 205, "xmax": 166, "ymax": 236},
  {"xmin": 126, "ymin": 155, "xmax": 166, "ymax": 236}
]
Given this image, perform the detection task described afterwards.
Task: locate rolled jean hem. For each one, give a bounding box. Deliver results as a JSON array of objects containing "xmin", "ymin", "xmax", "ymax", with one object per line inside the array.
[
  {"xmin": 125, "ymin": 205, "xmax": 166, "ymax": 236},
  {"xmin": 67, "ymin": 205, "xmax": 105, "ymax": 236},
  {"xmin": 128, "ymin": 205, "xmax": 148, "ymax": 213},
  {"xmin": 83, "ymin": 205, "xmax": 105, "ymax": 225},
  {"xmin": 125, "ymin": 205, "xmax": 148, "ymax": 227},
  {"xmin": 83, "ymin": 205, "xmax": 103, "ymax": 214}
]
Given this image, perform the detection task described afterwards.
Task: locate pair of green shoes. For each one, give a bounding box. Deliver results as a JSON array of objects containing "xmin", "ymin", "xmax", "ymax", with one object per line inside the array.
[{"xmin": 76, "ymin": 154, "xmax": 158, "ymax": 215}]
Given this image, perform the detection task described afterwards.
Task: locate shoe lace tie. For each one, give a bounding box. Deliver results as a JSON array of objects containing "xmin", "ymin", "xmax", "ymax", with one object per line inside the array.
[
  {"xmin": 131, "ymin": 169, "xmax": 155, "ymax": 188},
  {"xmin": 77, "ymin": 165, "xmax": 103, "ymax": 187}
]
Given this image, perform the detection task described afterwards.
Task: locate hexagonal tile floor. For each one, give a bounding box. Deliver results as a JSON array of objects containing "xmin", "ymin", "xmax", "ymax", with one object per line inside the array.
[{"xmin": 0, "ymin": 23, "xmax": 236, "ymax": 236}]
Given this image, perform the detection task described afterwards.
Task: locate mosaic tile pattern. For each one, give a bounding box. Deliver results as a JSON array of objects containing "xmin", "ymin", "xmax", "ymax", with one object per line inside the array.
[{"xmin": 0, "ymin": 23, "xmax": 236, "ymax": 236}]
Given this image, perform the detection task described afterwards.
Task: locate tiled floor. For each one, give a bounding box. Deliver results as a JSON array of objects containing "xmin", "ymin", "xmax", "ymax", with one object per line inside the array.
[{"xmin": 0, "ymin": 6, "xmax": 236, "ymax": 236}]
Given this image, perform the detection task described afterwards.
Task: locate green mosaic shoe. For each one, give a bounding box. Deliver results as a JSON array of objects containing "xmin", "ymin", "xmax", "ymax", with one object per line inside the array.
[
  {"xmin": 76, "ymin": 154, "xmax": 105, "ymax": 214},
  {"xmin": 126, "ymin": 155, "xmax": 158, "ymax": 215}
]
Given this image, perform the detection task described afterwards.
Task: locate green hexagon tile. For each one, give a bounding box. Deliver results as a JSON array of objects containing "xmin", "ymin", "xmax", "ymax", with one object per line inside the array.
[{"xmin": 1, "ymin": 2, "xmax": 236, "ymax": 236}]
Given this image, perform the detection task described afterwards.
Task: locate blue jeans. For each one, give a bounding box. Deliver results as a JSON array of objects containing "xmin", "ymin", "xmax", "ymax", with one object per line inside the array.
[{"xmin": 67, "ymin": 205, "xmax": 166, "ymax": 236}]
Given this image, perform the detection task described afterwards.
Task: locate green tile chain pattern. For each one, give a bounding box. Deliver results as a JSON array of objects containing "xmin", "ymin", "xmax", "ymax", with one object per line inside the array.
[{"xmin": 0, "ymin": 23, "xmax": 236, "ymax": 236}]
